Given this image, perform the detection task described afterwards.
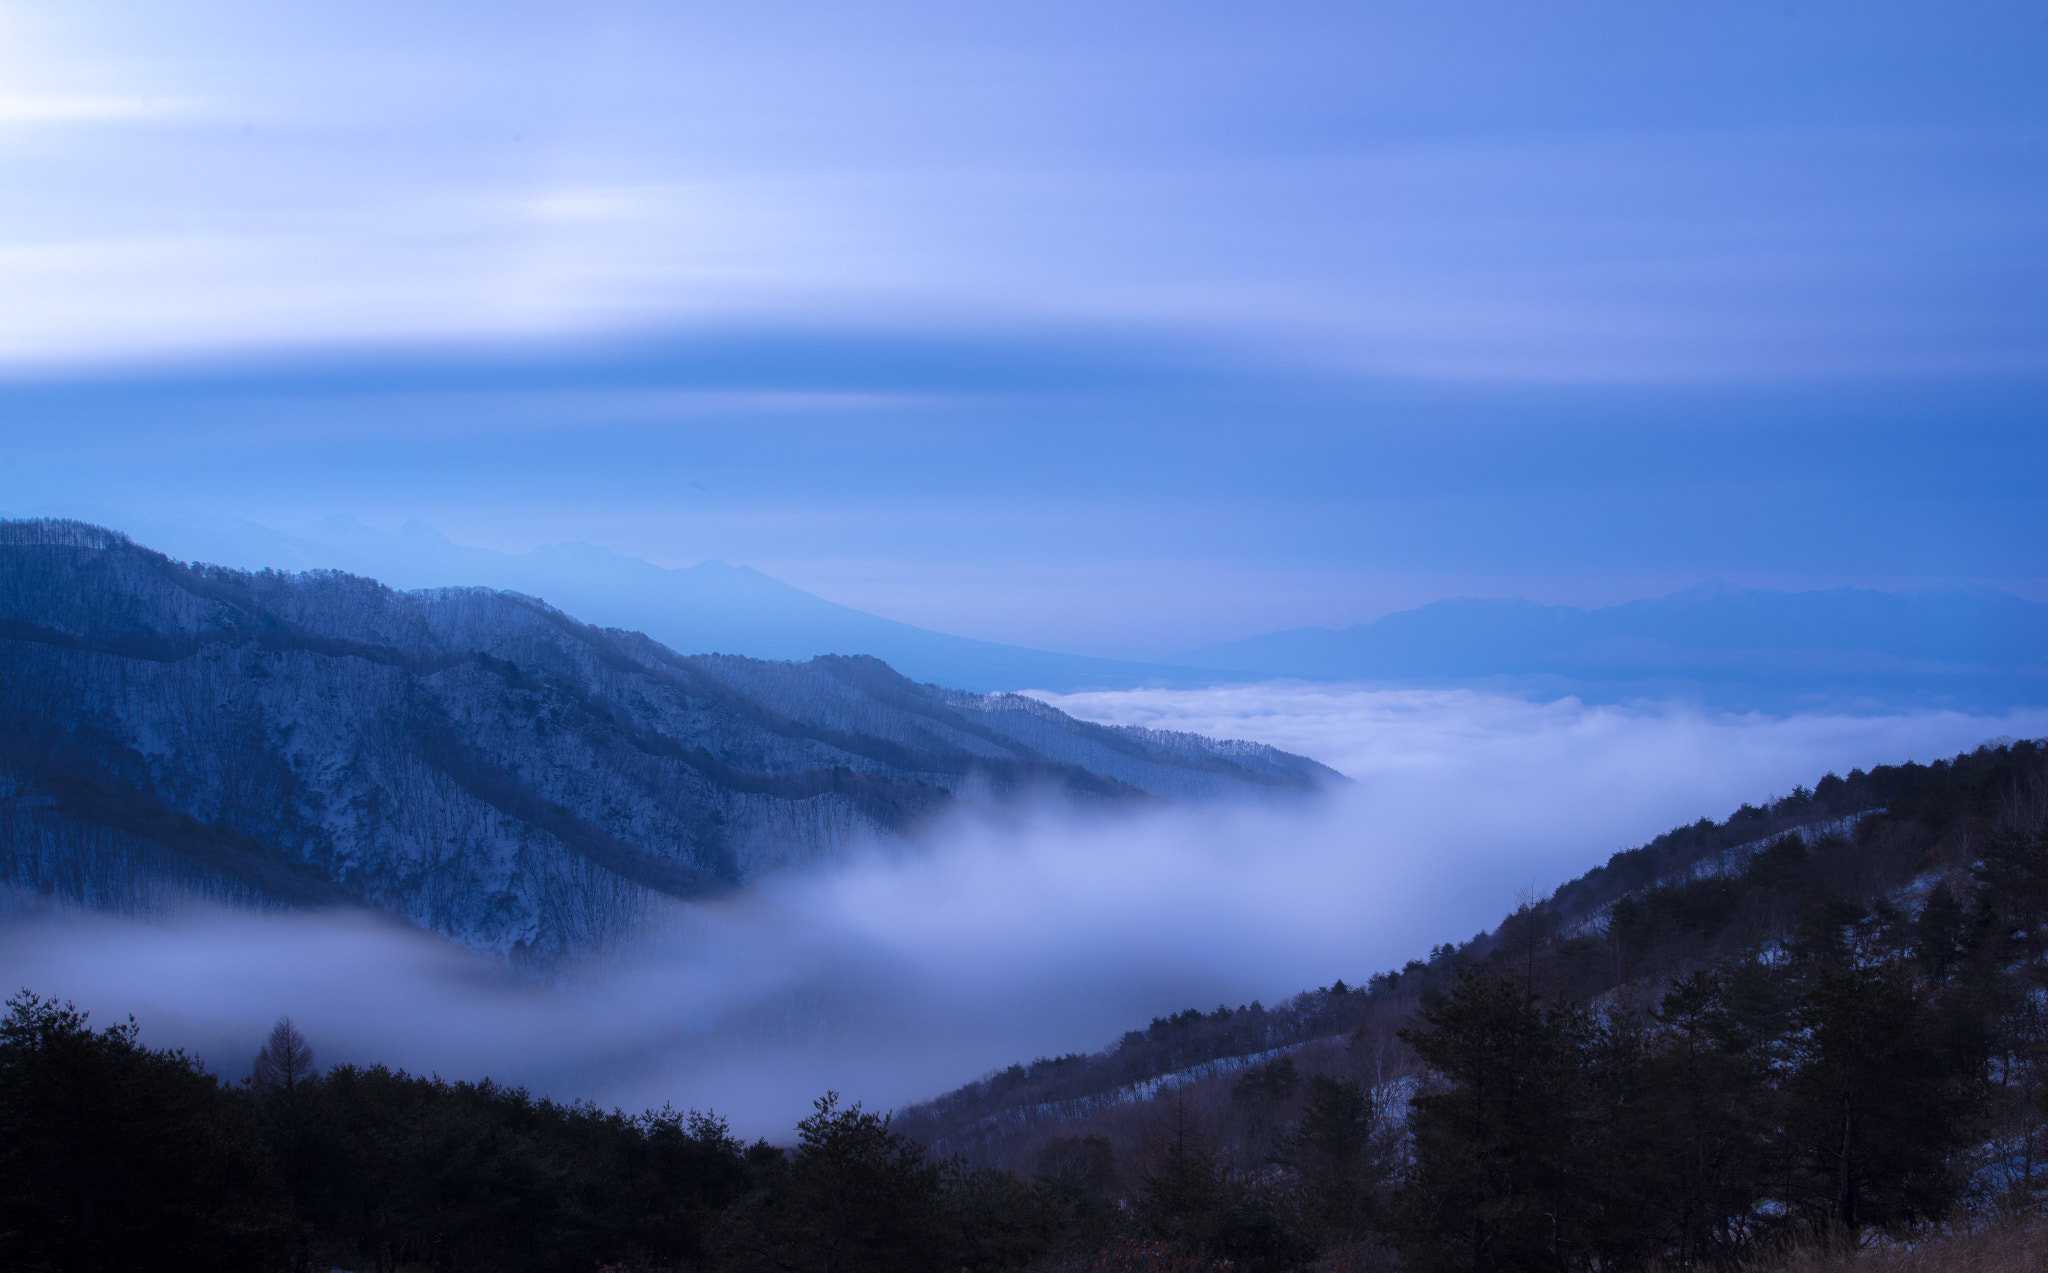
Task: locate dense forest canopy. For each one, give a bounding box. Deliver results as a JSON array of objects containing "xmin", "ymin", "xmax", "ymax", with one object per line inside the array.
[{"xmin": 2, "ymin": 738, "xmax": 2044, "ymax": 1271}]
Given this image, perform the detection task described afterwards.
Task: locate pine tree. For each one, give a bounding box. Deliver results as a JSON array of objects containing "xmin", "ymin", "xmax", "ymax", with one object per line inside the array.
[
  {"xmin": 718, "ymin": 1091, "xmax": 948, "ymax": 1273},
  {"xmin": 0, "ymin": 990, "xmax": 293, "ymax": 1271},
  {"xmin": 1286, "ymin": 1074, "xmax": 1385, "ymax": 1243},
  {"xmin": 1781, "ymin": 960, "xmax": 1964, "ymax": 1243},
  {"xmin": 1641, "ymin": 970, "xmax": 1773, "ymax": 1268},
  {"xmin": 1391, "ymin": 971, "xmax": 1590, "ymax": 1273}
]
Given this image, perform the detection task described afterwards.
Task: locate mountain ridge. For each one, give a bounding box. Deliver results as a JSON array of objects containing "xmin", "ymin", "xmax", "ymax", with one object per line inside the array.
[
  {"xmin": 40, "ymin": 509, "xmax": 2047, "ymax": 710},
  {"xmin": 37, "ymin": 510, "xmax": 1239, "ymax": 694},
  {"xmin": 0, "ymin": 519, "xmax": 1339, "ymax": 964}
]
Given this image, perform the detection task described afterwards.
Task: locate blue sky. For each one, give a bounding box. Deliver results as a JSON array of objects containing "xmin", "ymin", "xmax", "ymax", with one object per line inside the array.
[{"xmin": 1, "ymin": 1, "xmax": 2044, "ymax": 655}]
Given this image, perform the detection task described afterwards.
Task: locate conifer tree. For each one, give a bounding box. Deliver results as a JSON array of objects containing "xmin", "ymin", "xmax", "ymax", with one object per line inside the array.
[
  {"xmin": 1286, "ymin": 1074, "xmax": 1384, "ymax": 1241},
  {"xmin": 1780, "ymin": 961, "xmax": 1963, "ymax": 1243},
  {"xmin": 0, "ymin": 990, "xmax": 293, "ymax": 1272},
  {"xmin": 1392, "ymin": 972, "xmax": 1591, "ymax": 1273},
  {"xmin": 1642, "ymin": 970, "xmax": 1773, "ymax": 1268}
]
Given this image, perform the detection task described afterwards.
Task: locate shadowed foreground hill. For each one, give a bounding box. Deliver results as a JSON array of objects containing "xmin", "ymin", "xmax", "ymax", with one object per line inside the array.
[
  {"xmin": 889, "ymin": 738, "xmax": 2048, "ymax": 1268},
  {"xmin": 0, "ymin": 519, "xmax": 1338, "ymax": 964}
]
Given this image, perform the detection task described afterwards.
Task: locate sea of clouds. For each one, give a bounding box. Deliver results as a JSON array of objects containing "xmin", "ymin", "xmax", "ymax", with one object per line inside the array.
[{"xmin": 4, "ymin": 684, "xmax": 2043, "ymax": 1138}]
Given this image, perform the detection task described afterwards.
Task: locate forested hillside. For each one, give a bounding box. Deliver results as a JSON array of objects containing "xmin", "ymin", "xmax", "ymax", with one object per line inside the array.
[
  {"xmin": 0, "ymin": 519, "xmax": 1336, "ymax": 965},
  {"xmin": 891, "ymin": 737, "xmax": 2048, "ymax": 1268}
]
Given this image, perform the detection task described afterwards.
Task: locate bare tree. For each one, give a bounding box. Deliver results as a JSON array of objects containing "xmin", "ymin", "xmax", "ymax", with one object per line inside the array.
[{"xmin": 252, "ymin": 1016, "xmax": 315, "ymax": 1095}]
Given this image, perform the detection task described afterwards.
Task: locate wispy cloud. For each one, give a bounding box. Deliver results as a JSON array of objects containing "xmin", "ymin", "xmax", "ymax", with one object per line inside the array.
[
  {"xmin": 0, "ymin": 94, "xmax": 190, "ymax": 125},
  {"xmin": 0, "ymin": 2, "xmax": 2041, "ymax": 376}
]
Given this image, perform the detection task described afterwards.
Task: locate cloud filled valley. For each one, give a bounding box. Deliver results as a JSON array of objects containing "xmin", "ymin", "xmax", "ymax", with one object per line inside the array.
[{"xmin": 6, "ymin": 680, "xmax": 2039, "ymax": 1139}]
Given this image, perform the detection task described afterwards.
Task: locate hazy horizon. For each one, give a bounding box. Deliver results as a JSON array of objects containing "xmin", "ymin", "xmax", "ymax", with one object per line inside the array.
[{"xmin": 6, "ymin": 502, "xmax": 2046, "ymax": 668}]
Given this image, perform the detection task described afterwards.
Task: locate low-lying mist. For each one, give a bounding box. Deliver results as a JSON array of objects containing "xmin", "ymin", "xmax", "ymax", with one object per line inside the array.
[{"xmin": 3, "ymin": 684, "xmax": 2042, "ymax": 1139}]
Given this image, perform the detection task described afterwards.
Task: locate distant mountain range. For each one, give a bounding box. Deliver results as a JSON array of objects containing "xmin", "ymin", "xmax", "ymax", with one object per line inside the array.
[
  {"xmin": 35, "ymin": 509, "xmax": 2048, "ymax": 710},
  {"xmin": 1188, "ymin": 580, "xmax": 2048, "ymax": 711},
  {"xmin": 58, "ymin": 511, "xmax": 1230, "ymax": 694},
  {"xmin": 0, "ymin": 520, "xmax": 1337, "ymax": 964}
]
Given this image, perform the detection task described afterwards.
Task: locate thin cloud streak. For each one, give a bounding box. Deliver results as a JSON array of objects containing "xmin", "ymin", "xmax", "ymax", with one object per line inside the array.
[{"xmin": 0, "ymin": 2, "xmax": 2041, "ymax": 376}]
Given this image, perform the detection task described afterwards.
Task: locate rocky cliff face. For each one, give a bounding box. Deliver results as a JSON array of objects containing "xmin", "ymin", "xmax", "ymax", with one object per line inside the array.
[{"xmin": 0, "ymin": 520, "xmax": 1338, "ymax": 964}]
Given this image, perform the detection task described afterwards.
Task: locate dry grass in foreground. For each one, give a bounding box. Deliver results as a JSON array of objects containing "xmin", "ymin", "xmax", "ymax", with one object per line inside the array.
[{"xmin": 1757, "ymin": 1217, "xmax": 2048, "ymax": 1272}]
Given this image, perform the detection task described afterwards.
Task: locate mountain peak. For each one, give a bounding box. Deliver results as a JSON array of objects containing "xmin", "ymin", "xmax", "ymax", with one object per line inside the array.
[
  {"xmin": 1662, "ymin": 577, "xmax": 1757, "ymax": 604},
  {"xmin": 305, "ymin": 513, "xmax": 387, "ymax": 549},
  {"xmin": 393, "ymin": 519, "xmax": 455, "ymax": 547}
]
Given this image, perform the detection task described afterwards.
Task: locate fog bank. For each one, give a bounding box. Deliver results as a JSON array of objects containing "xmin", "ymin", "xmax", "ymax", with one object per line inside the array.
[{"xmin": 3, "ymin": 685, "xmax": 2040, "ymax": 1138}]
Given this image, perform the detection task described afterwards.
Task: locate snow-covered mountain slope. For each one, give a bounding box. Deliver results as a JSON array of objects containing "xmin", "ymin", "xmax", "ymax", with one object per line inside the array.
[{"xmin": 0, "ymin": 520, "xmax": 1339, "ymax": 964}]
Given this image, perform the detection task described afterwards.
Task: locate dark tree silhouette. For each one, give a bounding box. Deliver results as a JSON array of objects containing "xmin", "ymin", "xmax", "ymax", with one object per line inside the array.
[
  {"xmin": 252, "ymin": 1015, "xmax": 315, "ymax": 1095},
  {"xmin": 718, "ymin": 1091, "xmax": 949, "ymax": 1273},
  {"xmin": 0, "ymin": 990, "xmax": 293, "ymax": 1272}
]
